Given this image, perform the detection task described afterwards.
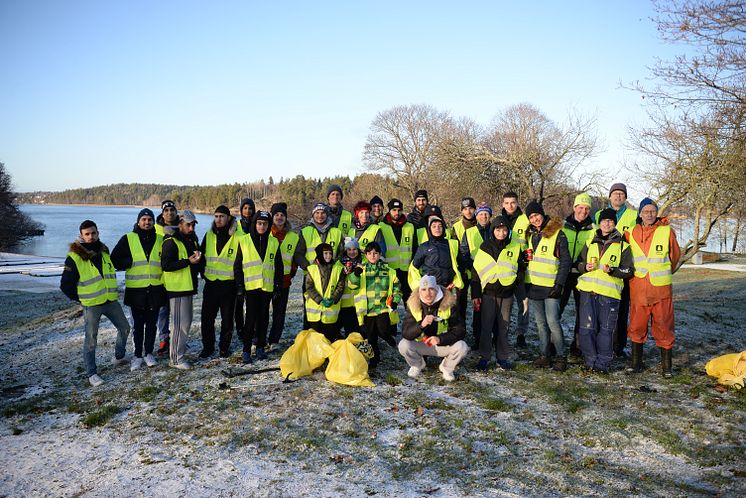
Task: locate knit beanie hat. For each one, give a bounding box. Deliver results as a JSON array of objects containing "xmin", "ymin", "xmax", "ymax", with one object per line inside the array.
[
  {"xmin": 270, "ymin": 202, "xmax": 288, "ymax": 216},
  {"xmin": 609, "ymin": 183, "xmax": 627, "ymax": 197},
  {"xmin": 137, "ymin": 208, "xmax": 155, "ymax": 221},
  {"xmin": 311, "ymin": 203, "xmax": 328, "ymax": 215},
  {"xmin": 573, "ymin": 193, "xmax": 592, "ymax": 208},
  {"xmin": 214, "ymin": 205, "xmax": 231, "ymax": 216},
  {"xmin": 490, "ymin": 215, "xmax": 509, "ymax": 231},
  {"xmin": 598, "ymin": 208, "xmax": 617, "ymax": 223},
  {"xmin": 461, "ymin": 197, "xmax": 477, "ymax": 209},
  {"xmin": 387, "ymin": 198, "xmax": 403, "ymax": 210},
  {"xmin": 414, "ymin": 189, "xmax": 428, "ymax": 201},
  {"xmin": 638, "ymin": 197, "xmax": 658, "ymax": 212},
  {"xmin": 255, "ymin": 210, "xmax": 272, "ymax": 223},
  {"xmin": 161, "ymin": 200, "xmax": 176, "ymax": 211},
  {"xmin": 475, "ymin": 202, "xmax": 492, "ymax": 217},
  {"xmin": 369, "ymin": 195, "xmax": 384, "ymax": 207},
  {"xmin": 344, "ymin": 237, "xmax": 360, "ymax": 250},
  {"xmin": 524, "ymin": 200, "xmax": 544, "ymax": 218},
  {"xmin": 327, "ymin": 184, "xmax": 343, "ymax": 199}
]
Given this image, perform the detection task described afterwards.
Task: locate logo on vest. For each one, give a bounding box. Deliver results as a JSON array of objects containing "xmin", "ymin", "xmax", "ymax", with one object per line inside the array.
[
  {"xmin": 540, "ymin": 245, "xmax": 548, "ymax": 253},
  {"xmin": 610, "ymin": 255, "xmax": 617, "ymax": 262},
  {"xmin": 507, "ymin": 251, "xmax": 513, "ymax": 257},
  {"xmin": 655, "ymin": 244, "xmax": 663, "ymax": 252},
  {"xmin": 228, "ymin": 248, "xmax": 234, "ymax": 256},
  {"xmin": 404, "ymin": 236, "xmax": 410, "ymax": 243}
]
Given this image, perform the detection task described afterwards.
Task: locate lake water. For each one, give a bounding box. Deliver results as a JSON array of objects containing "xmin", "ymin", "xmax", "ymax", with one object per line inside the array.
[{"xmin": 16, "ymin": 205, "xmax": 215, "ymax": 257}]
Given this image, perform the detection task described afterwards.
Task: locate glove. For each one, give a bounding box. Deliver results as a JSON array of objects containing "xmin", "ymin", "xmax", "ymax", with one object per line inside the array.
[
  {"xmin": 548, "ymin": 283, "xmax": 563, "ymax": 299},
  {"xmin": 353, "ymin": 266, "xmax": 364, "ymax": 277},
  {"xmin": 321, "ymin": 298, "xmax": 334, "ymax": 307}
]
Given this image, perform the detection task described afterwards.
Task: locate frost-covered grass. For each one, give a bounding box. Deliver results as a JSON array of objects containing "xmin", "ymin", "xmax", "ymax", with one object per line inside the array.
[{"xmin": 1, "ymin": 269, "xmax": 745, "ymax": 497}]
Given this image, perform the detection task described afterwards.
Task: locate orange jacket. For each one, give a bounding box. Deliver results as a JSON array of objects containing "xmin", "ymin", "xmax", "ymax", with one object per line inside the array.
[{"xmin": 625, "ymin": 217, "xmax": 681, "ymax": 306}]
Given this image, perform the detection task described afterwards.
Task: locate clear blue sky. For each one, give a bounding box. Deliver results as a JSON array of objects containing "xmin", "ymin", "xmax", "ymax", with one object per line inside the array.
[{"xmin": 0, "ymin": 0, "xmax": 675, "ymax": 195}]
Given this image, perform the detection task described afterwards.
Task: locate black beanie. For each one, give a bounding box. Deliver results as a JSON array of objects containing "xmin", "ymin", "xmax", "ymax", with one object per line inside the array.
[
  {"xmin": 414, "ymin": 189, "xmax": 428, "ymax": 201},
  {"xmin": 214, "ymin": 205, "xmax": 231, "ymax": 216},
  {"xmin": 598, "ymin": 208, "xmax": 617, "ymax": 224},
  {"xmin": 137, "ymin": 208, "xmax": 155, "ymax": 221},
  {"xmin": 387, "ymin": 198, "xmax": 403, "ymax": 209},
  {"xmin": 271, "ymin": 202, "xmax": 288, "ymax": 216},
  {"xmin": 255, "ymin": 210, "xmax": 272, "ymax": 223},
  {"xmin": 327, "ymin": 184, "xmax": 343, "ymax": 199},
  {"xmin": 369, "ymin": 195, "xmax": 384, "ymax": 207},
  {"xmin": 524, "ymin": 200, "xmax": 544, "ymax": 218}
]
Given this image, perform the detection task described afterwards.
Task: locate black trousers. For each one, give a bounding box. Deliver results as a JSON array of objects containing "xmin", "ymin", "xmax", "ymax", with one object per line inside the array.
[
  {"xmin": 131, "ymin": 307, "xmax": 159, "ymax": 357},
  {"xmin": 338, "ymin": 306, "xmax": 360, "ymax": 336},
  {"xmin": 559, "ymin": 273, "xmax": 581, "ymax": 349},
  {"xmin": 201, "ymin": 280, "xmax": 236, "ymax": 353},
  {"xmin": 242, "ymin": 289, "xmax": 272, "ymax": 351},
  {"xmin": 363, "ymin": 314, "xmax": 393, "ymax": 365},
  {"xmin": 308, "ymin": 320, "xmax": 342, "ymax": 343},
  {"xmin": 268, "ymin": 287, "xmax": 290, "ymax": 344}
]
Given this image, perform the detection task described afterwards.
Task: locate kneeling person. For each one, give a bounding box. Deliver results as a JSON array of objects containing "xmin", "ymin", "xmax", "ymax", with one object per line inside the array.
[{"xmin": 399, "ymin": 275, "xmax": 468, "ymax": 381}]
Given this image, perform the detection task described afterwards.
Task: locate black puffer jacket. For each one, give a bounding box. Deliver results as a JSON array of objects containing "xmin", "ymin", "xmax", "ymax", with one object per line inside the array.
[
  {"xmin": 110, "ymin": 226, "xmax": 166, "ymax": 309},
  {"xmin": 411, "ymin": 220, "xmax": 455, "ymax": 287}
]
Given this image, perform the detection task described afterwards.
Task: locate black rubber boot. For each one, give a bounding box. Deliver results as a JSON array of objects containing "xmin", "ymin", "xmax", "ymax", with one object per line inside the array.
[
  {"xmin": 660, "ymin": 347, "xmax": 673, "ymax": 378},
  {"xmin": 627, "ymin": 342, "xmax": 644, "ymax": 373}
]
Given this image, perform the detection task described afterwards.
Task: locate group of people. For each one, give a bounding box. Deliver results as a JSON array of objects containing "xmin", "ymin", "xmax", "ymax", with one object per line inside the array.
[{"xmin": 60, "ymin": 182, "xmax": 680, "ymax": 387}]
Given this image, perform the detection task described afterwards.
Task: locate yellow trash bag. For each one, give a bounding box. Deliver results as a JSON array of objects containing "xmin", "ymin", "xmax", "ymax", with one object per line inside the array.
[
  {"xmin": 705, "ymin": 350, "xmax": 746, "ymax": 389},
  {"xmin": 280, "ymin": 329, "xmax": 333, "ymax": 380},
  {"xmin": 325, "ymin": 332, "xmax": 375, "ymax": 387}
]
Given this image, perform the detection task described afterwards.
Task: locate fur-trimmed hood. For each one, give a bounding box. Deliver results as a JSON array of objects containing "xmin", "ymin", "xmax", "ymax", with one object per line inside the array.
[
  {"xmin": 532, "ymin": 216, "xmax": 562, "ymax": 239},
  {"xmin": 406, "ymin": 286, "xmax": 456, "ymax": 315},
  {"xmin": 69, "ymin": 240, "xmax": 109, "ymax": 261}
]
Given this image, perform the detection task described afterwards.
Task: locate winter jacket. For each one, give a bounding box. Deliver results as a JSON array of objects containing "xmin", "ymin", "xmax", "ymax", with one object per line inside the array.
[
  {"xmin": 60, "ymin": 240, "xmax": 112, "ymax": 303},
  {"xmin": 411, "ymin": 220, "xmax": 457, "ymax": 287},
  {"xmin": 401, "ymin": 289, "xmax": 465, "ymax": 346},
  {"xmin": 470, "ymin": 235, "xmax": 526, "ymax": 299},
  {"xmin": 407, "ymin": 206, "xmax": 429, "ymax": 229},
  {"xmin": 526, "ymin": 216, "xmax": 572, "ymax": 300},
  {"xmin": 238, "ymin": 198, "xmax": 256, "ymax": 235},
  {"xmin": 233, "ymin": 213, "xmax": 283, "ymax": 291},
  {"xmin": 625, "ymin": 217, "xmax": 681, "ymax": 306},
  {"xmin": 294, "ymin": 217, "xmax": 343, "ymax": 270},
  {"xmin": 161, "ymin": 226, "xmax": 202, "ymax": 297},
  {"xmin": 272, "ymin": 223, "xmax": 298, "ymax": 288},
  {"xmin": 110, "ymin": 226, "xmax": 167, "ymax": 310},
  {"xmin": 576, "ymin": 229, "xmax": 635, "ymax": 280},
  {"xmin": 304, "ymin": 249, "xmax": 346, "ymax": 304},
  {"xmin": 562, "ymin": 214, "xmax": 595, "ymax": 269},
  {"xmin": 347, "ymin": 260, "xmax": 401, "ymax": 316},
  {"xmin": 200, "ymin": 218, "xmax": 239, "ymax": 294}
]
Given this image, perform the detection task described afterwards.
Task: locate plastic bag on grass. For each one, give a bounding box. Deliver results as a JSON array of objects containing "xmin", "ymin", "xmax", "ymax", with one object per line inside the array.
[
  {"xmin": 325, "ymin": 333, "xmax": 375, "ymax": 387},
  {"xmin": 705, "ymin": 350, "xmax": 746, "ymax": 389},
  {"xmin": 280, "ymin": 329, "xmax": 333, "ymax": 380}
]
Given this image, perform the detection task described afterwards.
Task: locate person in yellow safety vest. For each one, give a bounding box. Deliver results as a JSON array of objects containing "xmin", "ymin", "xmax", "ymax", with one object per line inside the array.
[
  {"xmin": 326, "ymin": 184, "xmax": 353, "ymax": 235},
  {"xmin": 295, "ymin": 203, "xmax": 344, "ymax": 269},
  {"xmin": 500, "ymin": 191, "xmax": 531, "ymax": 349},
  {"xmin": 197, "ymin": 205, "xmax": 240, "ymax": 360},
  {"xmin": 380, "ymin": 198, "xmax": 418, "ymax": 304},
  {"xmin": 348, "ymin": 200, "xmax": 385, "ymax": 254},
  {"xmin": 234, "ymin": 197, "xmax": 256, "ymax": 341},
  {"xmin": 233, "ymin": 211, "xmax": 282, "ymax": 364},
  {"xmin": 160, "ymin": 210, "xmax": 203, "ymax": 371},
  {"xmin": 625, "ymin": 197, "xmax": 681, "ymax": 377},
  {"xmin": 471, "ymin": 215, "xmax": 524, "ymax": 372},
  {"xmin": 559, "ymin": 193, "xmax": 595, "ymax": 357},
  {"xmin": 595, "ymin": 182, "xmax": 638, "ymax": 359},
  {"xmin": 154, "ymin": 199, "xmax": 179, "ymax": 357},
  {"xmin": 399, "ymin": 275, "xmax": 469, "ymax": 381},
  {"xmin": 409, "ymin": 214, "xmax": 464, "ymax": 291},
  {"xmin": 338, "ymin": 237, "xmax": 364, "ymax": 335},
  {"xmin": 406, "ymin": 189, "xmax": 430, "ymax": 232},
  {"xmin": 450, "ymin": 197, "xmax": 477, "ymax": 245},
  {"xmin": 575, "ymin": 208, "xmax": 635, "ymax": 373},
  {"xmin": 267, "ymin": 202, "xmax": 299, "ymax": 350},
  {"xmin": 347, "ymin": 242, "xmax": 401, "ymax": 369},
  {"xmin": 304, "ymin": 242, "xmax": 347, "ymax": 342},
  {"xmin": 524, "ymin": 201, "xmax": 572, "ymax": 372},
  {"xmin": 111, "ymin": 208, "xmax": 167, "ymax": 372},
  {"xmin": 369, "ymin": 195, "xmax": 385, "ymax": 224},
  {"xmin": 60, "ymin": 219, "xmax": 131, "ymax": 387},
  {"xmin": 458, "ymin": 201, "xmax": 493, "ymax": 349}
]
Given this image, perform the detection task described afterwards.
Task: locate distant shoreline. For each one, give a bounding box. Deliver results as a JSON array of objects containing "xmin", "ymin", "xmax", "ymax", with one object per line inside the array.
[{"xmin": 21, "ymin": 203, "xmax": 215, "ymax": 215}]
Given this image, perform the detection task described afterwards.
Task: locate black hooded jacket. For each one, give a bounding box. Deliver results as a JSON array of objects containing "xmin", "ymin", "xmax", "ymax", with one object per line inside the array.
[
  {"xmin": 470, "ymin": 234, "xmax": 526, "ymax": 299},
  {"xmin": 233, "ymin": 212, "xmax": 283, "ymax": 291},
  {"xmin": 411, "ymin": 220, "xmax": 456, "ymax": 287},
  {"xmin": 161, "ymin": 226, "xmax": 202, "ymax": 297},
  {"xmin": 303, "ymin": 244, "xmax": 347, "ymax": 304},
  {"xmin": 110, "ymin": 225, "xmax": 167, "ymax": 309}
]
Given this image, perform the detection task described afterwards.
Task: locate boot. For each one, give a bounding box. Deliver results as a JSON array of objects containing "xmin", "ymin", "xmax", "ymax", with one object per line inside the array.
[
  {"xmin": 660, "ymin": 347, "xmax": 673, "ymax": 378},
  {"xmin": 626, "ymin": 342, "xmax": 643, "ymax": 373}
]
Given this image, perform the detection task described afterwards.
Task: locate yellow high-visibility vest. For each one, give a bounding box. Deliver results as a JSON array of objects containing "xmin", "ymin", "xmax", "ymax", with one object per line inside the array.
[
  {"xmin": 408, "ymin": 239, "xmax": 464, "ymax": 290},
  {"xmin": 525, "ymin": 230, "xmax": 560, "ymax": 288},
  {"xmin": 473, "ymin": 241, "xmax": 520, "ymax": 289},
  {"xmin": 278, "ymin": 231, "xmax": 299, "ymax": 276},
  {"xmin": 239, "ymin": 234, "xmax": 280, "ymax": 292},
  {"xmin": 203, "ymin": 230, "xmax": 239, "ymax": 282},
  {"xmin": 576, "ymin": 239, "xmax": 624, "ymax": 299},
  {"xmin": 562, "ymin": 224, "xmax": 594, "ymax": 262},
  {"xmin": 349, "ymin": 224, "xmax": 380, "ymax": 251},
  {"xmin": 69, "ymin": 250, "xmax": 118, "ymax": 306},
  {"xmin": 379, "ymin": 222, "xmax": 415, "ymax": 271},
  {"xmin": 335, "ymin": 210, "xmax": 353, "ymax": 235},
  {"xmin": 301, "ymin": 226, "xmax": 342, "ymax": 264},
  {"xmin": 162, "ymin": 238, "xmax": 194, "ymax": 293},
  {"xmin": 628, "ymin": 225, "xmax": 672, "ymax": 286},
  {"xmin": 595, "ymin": 208, "xmax": 638, "ymax": 235},
  {"xmin": 410, "ymin": 304, "xmax": 451, "ymax": 339},
  {"xmin": 305, "ymin": 262, "xmax": 344, "ymax": 323},
  {"xmin": 511, "ymin": 214, "xmax": 530, "ymax": 249},
  {"xmin": 124, "ymin": 232, "xmax": 163, "ymax": 288}
]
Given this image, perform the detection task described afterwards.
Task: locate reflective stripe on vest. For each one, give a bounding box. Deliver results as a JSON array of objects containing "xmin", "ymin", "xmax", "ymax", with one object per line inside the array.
[
  {"xmin": 204, "ymin": 230, "xmax": 239, "ymax": 281},
  {"xmin": 410, "ymin": 304, "xmax": 451, "ymax": 338},
  {"xmin": 511, "ymin": 214, "xmax": 530, "ymax": 249},
  {"xmin": 349, "ymin": 224, "xmax": 380, "ymax": 251},
  {"xmin": 628, "ymin": 225, "xmax": 672, "ymax": 286},
  {"xmin": 301, "ymin": 226, "xmax": 342, "ymax": 264},
  {"xmin": 576, "ymin": 240, "xmax": 624, "ymax": 299},
  {"xmin": 69, "ymin": 251, "xmax": 118, "ymax": 306},
  {"xmin": 239, "ymin": 234, "xmax": 279, "ymax": 292},
  {"xmin": 525, "ymin": 230, "xmax": 560, "ymax": 288},
  {"xmin": 124, "ymin": 232, "xmax": 163, "ymax": 288},
  {"xmin": 278, "ymin": 231, "xmax": 299, "ymax": 276},
  {"xmin": 305, "ymin": 263, "xmax": 344, "ymax": 323},
  {"xmin": 162, "ymin": 238, "xmax": 194, "ymax": 293},
  {"xmin": 379, "ymin": 222, "xmax": 415, "ymax": 270},
  {"xmin": 473, "ymin": 241, "xmax": 520, "ymax": 289}
]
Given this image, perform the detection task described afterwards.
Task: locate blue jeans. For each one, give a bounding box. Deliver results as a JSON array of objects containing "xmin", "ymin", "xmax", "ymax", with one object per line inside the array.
[
  {"xmin": 530, "ymin": 298, "xmax": 564, "ymax": 357},
  {"xmin": 83, "ymin": 300, "xmax": 130, "ymax": 376},
  {"xmin": 578, "ymin": 292, "xmax": 619, "ymax": 372},
  {"xmin": 157, "ymin": 303, "xmax": 170, "ymax": 342}
]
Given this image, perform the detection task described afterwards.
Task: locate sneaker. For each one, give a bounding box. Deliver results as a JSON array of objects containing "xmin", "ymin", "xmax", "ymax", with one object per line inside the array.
[
  {"xmin": 250, "ymin": 344, "xmax": 257, "ymax": 357},
  {"xmin": 255, "ymin": 347, "xmax": 268, "ymax": 360},
  {"xmin": 266, "ymin": 343, "xmax": 275, "ymax": 353},
  {"xmin": 438, "ymin": 362, "xmax": 455, "ymax": 382},
  {"xmin": 516, "ymin": 335, "xmax": 527, "ymax": 349},
  {"xmin": 477, "ymin": 359, "xmax": 489, "ymax": 371},
  {"xmin": 552, "ymin": 357, "xmax": 568, "ymax": 372},
  {"xmin": 88, "ymin": 374, "xmax": 104, "ymax": 387},
  {"xmin": 112, "ymin": 356, "xmax": 127, "ymax": 366},
  {"xmin": 532, "ymin": 355, "xmax": 551, "ymax": 368},
  {"xmin": 496, "ymin": 359, "xmax": 513, "ymax": 371},
  {"xmin": 169, "ymin": 360, "xmax": 192, "ymax": 370},
  {"xmin": 144, "ymin": 354, "xmax": 157, "ymax": 367},
  {"xmin": 198, "ymin": 349, "xmax": 214, "ymax": 359},
  {"xmin": 407, "ymin": 366, "xmax": 423, "ymax": 378},
  {"xmin": 242, "ymin": 352, "xmax": 253, "ymax": 364},
  {"xmin": 219, "ymin": 349, "xmax": 231, "ymax": 358},
  {"xmin": 130, "ymin": 357, "xmax": 144, "ymax": 371},
  {"xmin": 157, "ymin": 340, "xmax": 169, "ymax": 358}
]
